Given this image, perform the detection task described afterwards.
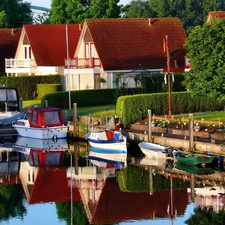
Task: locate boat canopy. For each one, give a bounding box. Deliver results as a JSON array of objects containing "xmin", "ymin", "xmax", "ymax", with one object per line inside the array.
[{"xmin": 26, "ymin": 107, "xmax": 65, "ymax": 128}]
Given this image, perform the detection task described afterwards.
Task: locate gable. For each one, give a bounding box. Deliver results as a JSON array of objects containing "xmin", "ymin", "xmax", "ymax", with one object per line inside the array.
[
  {"xmin": 86, "ymin": 18, "xmax": 187, "ymax": 71},
  {"xmin": 24, "ymin": 24, "xmax": 82, "ymax": 67},
  {"xmin": 0, "ymin": 28, "xmax": 21, "ymax": 73}
]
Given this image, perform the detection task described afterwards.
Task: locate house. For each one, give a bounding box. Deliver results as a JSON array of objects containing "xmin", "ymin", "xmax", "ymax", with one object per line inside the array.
[
  {"xmin": 65, "ymin": 18, "xmax": 188, "ymax": 91},
  {"xmin": 5, "ymin": 24, "xmax": 82, "ymax": 90},
  {"xmin": 0, "ymin": 28, "xmax": 21, "ymax": 74},
  {"xmin": 206, "ymin": 11, "xmax": 225, "ymax": 22}
]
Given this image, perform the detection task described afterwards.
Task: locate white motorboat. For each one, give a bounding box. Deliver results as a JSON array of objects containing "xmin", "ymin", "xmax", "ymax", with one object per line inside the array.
[{"xmin": 12, "ymin": 107, "xmax": 68, "ymax": 140}]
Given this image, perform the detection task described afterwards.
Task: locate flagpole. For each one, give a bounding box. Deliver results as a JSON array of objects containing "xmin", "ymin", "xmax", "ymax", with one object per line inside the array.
[
  {"xmin": 66, "ymin": 24, "xmax": 71, "ymax": 110},
  {"xmin": 166, "ymin": 35, "xmax": 172, "ymax": 118}
]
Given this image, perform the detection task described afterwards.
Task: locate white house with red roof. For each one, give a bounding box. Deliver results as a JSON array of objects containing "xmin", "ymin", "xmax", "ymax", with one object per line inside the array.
[
  {"xmin": 64, "ymin": 18, "xmax": 188, "ymax": 90},
  {"xmin": 5, "ymin": 24, "xmax": 81, "ymax": 89}
]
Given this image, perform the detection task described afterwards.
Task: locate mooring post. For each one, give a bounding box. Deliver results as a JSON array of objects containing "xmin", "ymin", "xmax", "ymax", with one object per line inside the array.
[
  {"xmin": 189, "ymin": 114, "xmax": 194, "ymax": 151},
  {"xmin": 190, "ymin": 173, "xmax": 195, "ymax": 203},
  {"xmin": 149, "ymin": 165, "xmax": 153, "ymax": 195},
  {"xmin": 73, "ymin": 103, "xmax": 77, "ymax": 138},
  {"xmin": 148, "ymin": 109, "xmax": 152, "ymax": 142}
]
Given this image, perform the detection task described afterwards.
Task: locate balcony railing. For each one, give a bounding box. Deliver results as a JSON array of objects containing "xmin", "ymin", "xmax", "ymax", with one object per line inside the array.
[
  {"xmin": 64, "ymin": 57, "xmax": 101, "ymax": 69},
  {"xmin": 5, "ymin": 58, "xmax": 36, "ymax": 68}
]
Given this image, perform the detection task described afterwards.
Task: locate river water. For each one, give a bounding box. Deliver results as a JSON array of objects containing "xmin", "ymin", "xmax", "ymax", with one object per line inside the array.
[{"xmin": 0, "ymin": 136, "xmax": 224, "ymax": 225}]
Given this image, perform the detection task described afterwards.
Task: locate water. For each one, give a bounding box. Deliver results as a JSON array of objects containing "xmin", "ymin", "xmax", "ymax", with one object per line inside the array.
[{"xmin": 0, "ymin": 136, "xmax": 223, "ymax": 225}]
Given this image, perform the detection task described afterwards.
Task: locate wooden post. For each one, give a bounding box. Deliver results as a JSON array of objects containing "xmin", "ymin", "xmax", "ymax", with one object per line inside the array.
[
  {"xmin": 73, "ymin": 103, "xmax": 77, "ymax": 138},
  {"xmin": 190, "ymin": 173, "xmax": 195, "ymax": 204},
  {"xmin": 149, "ymin": 166, "xmax": 153, "ymax": 195},
  {"xmin": 189, "ymin": 114, "xmax": 194, "ymax": 151},
  {"xmin": 74, "ymin": 142, "xmax": 79, "ymax": 175},
  {"xmin": 148, "ymin": 109, "xmax": 152, "ymax": 142}
]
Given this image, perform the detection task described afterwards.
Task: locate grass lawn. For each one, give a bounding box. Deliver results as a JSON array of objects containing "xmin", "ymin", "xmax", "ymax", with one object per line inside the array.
[
  {"xmin": 23, "ymin": 100, "xmax": 225, "ymax": 121},
  {"xmin": 175, "ymin": 111, "xmax": 225, "ymax": 122}
]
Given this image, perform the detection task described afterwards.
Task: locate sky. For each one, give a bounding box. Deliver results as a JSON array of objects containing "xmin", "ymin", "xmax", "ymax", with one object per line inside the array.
[{"xmin": 28, "ymin": 0, "xmax": 130, "ymax": 8}]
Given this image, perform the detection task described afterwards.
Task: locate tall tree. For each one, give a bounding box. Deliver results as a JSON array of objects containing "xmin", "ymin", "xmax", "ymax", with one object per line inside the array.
[
  {"xmin": 87, "ymin": 0, "xmax": 120, "ymax": 18},
  {"xmin": 50, "ymin": 0, "xmax": 121, "ymax": 24},
  {"xmin": 148, "ymin": 0, "xmax": 225, "ymax": 34},
  {"xmin": 0, "ymin": 0, "xmax": 32, "ymax": 28},
  {"xmin": 183, "ymin": 18, "xmax": 225, "ymax": 101},
  {"xmin": 122, "ymin": 0, "xmax": 152, "ymax": 18}
]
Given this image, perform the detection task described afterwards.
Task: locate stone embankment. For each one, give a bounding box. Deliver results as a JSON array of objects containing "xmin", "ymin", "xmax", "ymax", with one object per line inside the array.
[{"xmin": 128, "ymin": 122, "xmax": 225, "ymax": 157}]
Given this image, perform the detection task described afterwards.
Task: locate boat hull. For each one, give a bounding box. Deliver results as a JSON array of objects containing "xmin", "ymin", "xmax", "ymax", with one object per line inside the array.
[
  {"xmin": 176, "ymin": 163, "xmax": 214, "ymax": 175},
  {"xmin": 138, "ymin": 142, "xmax": 168, "ymax": 159},
  {"xmin": 13, "ymin": 125, "xmax": 68, "ymax": 140},
  {"xmin": 175, "ymin": 154, "xmax": 214, "ymax": 165},
  {"xmin": 88, "ymin": 150, "xmax": 127, "ymax": 168},
  {"xmin": 86, "ymin": 131, "xmax": 127, "ymax": 154}
]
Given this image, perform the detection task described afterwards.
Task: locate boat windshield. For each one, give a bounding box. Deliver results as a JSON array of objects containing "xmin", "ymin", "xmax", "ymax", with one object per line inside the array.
[{"xmin": 44, "ymin": 111, "xmax": 61, "ymax": 125}]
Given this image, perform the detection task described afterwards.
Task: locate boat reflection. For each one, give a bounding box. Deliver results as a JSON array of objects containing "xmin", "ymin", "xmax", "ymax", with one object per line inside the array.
[
  {"xmin": 13, "ymin": 137, "xmax": 69, "ymax": 167},
  {"xmin": 0, "ymin": 143, "xmax": 20, "ymax": 184}
]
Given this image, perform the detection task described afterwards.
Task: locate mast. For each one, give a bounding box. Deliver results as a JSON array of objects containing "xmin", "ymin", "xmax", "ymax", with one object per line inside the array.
[{"xmin": 164, "ymin": 35, "xmax": 172, "ymax": 118}]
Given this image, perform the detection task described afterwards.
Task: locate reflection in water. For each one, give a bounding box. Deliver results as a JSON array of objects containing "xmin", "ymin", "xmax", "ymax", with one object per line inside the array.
[{"xmin": 1, "ymin": 137, "xmax": 225, "ymax": 224}]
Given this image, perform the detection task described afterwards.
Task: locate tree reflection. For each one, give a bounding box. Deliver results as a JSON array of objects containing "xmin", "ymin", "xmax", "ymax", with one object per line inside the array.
[
  {"xmin": 185, "ymin": 207, "xmax": 225, "ymax": 225},
  {"xmin": 56, "ymin": 201, "xmax": 89, "ymax": 225},
  {"xmin": 0, "ymin": 184, "xmax": 26, "ymax": 222}
]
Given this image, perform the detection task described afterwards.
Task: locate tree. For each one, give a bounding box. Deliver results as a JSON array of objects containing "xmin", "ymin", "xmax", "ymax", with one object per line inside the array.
[
  {"xmin": 87, "ymin": 0, "xmax": 120, "ymax": 18},
  {"xmin": 50, "ymin": 0, "xmax": 121, "ymax": 24},
  {"xmin": 186, "ymin": 207, "xmax": 225, "ymax": 225},
  {"xmin": 148, "ymin": 0, "xmax": 225, "ymax": 34},
  {"xmin": 0, "ymin": 0, "xmax": 32, "ymax": 28},
  {"xmin": 183, "ymin": 18, "xmax": 225, "ymax": 101},
  {"xmin": 122, "ymin": 0, "xmax": 152, "ymax": 18}
]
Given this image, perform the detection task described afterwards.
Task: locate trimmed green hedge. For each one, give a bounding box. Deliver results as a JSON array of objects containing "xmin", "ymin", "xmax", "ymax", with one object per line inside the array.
[
  {"xmin": 0, "ymin": 75, "xmax": 61, "ymax": 100},
  {"xmin": 37, "ymin": 84, "xmax": 62, "ymax": 100},
  {"xmin": 116, "ymin": 92, "xmax": 225, "ymax": 127},
  {"xmin": 41, "ymin": 89, "xmax": 117, "ymax": 108}
]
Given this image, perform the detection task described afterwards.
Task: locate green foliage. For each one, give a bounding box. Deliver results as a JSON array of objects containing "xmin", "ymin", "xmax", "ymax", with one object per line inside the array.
[
  {"xmin": 56, "ymin": 201, "xmax": 89, "ymax": 225},
  {"xmin": 50, "ymin": 0, "xmax": 121, "ymax": 24},
  {"xmin": 117, "ymin": 165, "xmax": 190, "ymax": 192},
  {"xmin": 186, "ymin": 208, "xmax": 225, "ymax": 225},
  {"xmin": 184, "ymin": 18, "xmax": 225, "ymax": 101},
  {"xmin": 148, "ymin": 0, "xmax": 225, "ymax": 34},
  {"xmin": 0, "ymin": 0, "xmax": 32, "ymax": 28},
  {"xmin": 42, "ymin": 89, "xmax": 118, "ymax": 108},
  {"xmin": 116, "ymin": 92, "xmax": 225, "ymax": 127},
  {"xmin": 37, "ymin": 84, "xmax": 62, "ymax": 100},
  {"xmin": 122, "ymin": 0, "xmax": 152, "ymax": 18},
  {"xmin": 0, "ymin": 184, "xmax": 26, "ymax": 222},
  {"xmin": 0, "ymin": 75, "xmax": 61, "ymax": 100},
  {"xmin": 87, "ymin": 0, "xmax": 120, "ymax": 19}
]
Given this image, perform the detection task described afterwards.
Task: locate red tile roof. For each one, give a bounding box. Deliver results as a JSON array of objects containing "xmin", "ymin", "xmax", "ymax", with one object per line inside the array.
[
  {"xmin": 0, "ymin": 28, "xmax": 21, "ymax": 72},
  {"xmin": 90, "ymin": 178, "xmax": 188, "ymax": 224},
  {"xmin": 28, "ymin": 167, "xmax": 81, "ymax": 204},
  {"xmin": 207, "ymin": 11, "xmax": 225, "ymax": 21},
  {"xmin": 86, "ymin": 18, "xmax": 187, "ymax": 71},
  {"xmin": 24, "ymin": 24, "xmax": 81, "ymax": 66}
]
